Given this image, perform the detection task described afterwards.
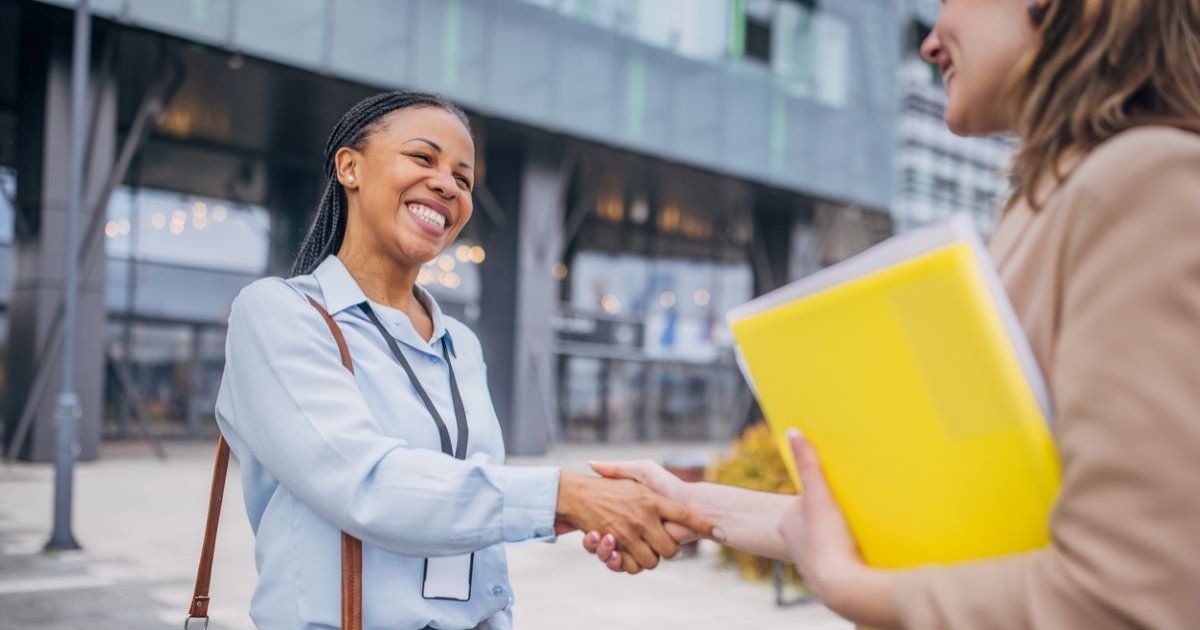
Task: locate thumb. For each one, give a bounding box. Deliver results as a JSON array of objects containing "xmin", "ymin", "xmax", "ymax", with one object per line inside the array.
[
  {"xmin": 788, "ymin": 429, "xmax": 835, "ymax": 508},
  {"xmin": 588, "ymin": 460, "xmax": 625, "ymax": 479}
]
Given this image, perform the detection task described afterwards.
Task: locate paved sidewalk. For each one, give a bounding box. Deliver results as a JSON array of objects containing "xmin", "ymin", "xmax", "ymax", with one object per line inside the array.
[{"xmin": 0, "ymin": 441, "xmax": 851, "ymax": 630}]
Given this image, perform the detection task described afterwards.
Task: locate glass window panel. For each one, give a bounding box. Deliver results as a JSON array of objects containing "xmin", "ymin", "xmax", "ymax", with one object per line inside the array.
[
  {"xmin": 0, "ymin": 167, "xmax": 14, "ymax": 244},
  {"xmin": 108, "ymin": 322, "xmax": 193, "ymax": 437},
  {"xmin": 106, "ymin": 185, "xmax": 269, "ymax": 274}
]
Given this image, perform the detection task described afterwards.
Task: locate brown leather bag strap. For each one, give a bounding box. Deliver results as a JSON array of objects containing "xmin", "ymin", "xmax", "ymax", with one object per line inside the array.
[
  {"xmin": 188, "ymin": 435, "xmax": 230, "ymax": 621},
  {"xmin": 305, "ymin": 296, "xmax": 364, "ymax": 630},
  {"xmin": 187, "ymin": 294, "xmax": 363, "ymax": 630}
]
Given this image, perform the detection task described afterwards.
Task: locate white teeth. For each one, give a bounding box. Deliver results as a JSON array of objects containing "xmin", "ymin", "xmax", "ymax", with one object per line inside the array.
[{"xmin": 407, "ymin": 204, "xmax": 446, "ymax": 230}]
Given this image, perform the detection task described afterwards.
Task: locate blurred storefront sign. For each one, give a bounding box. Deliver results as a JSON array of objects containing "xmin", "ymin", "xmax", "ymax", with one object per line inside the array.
[{"xmin": 553, "ymin": 309, "xmax": 644, "ymax": 349}]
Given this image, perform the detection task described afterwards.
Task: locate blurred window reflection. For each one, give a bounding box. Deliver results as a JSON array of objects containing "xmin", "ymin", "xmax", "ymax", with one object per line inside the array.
[
  {"xmin": 106, "ymin": 322, "xmax": 193, "ymax": 437},
  {"xmin": 104, "ymin": 185, "xmax": 269, "ymax": 273}
]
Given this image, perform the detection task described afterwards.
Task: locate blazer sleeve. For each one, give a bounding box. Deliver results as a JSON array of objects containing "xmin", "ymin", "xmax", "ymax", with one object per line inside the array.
[{"xmin": 893, "ymin": 134, "xmax": 1200, "ymax": 629}]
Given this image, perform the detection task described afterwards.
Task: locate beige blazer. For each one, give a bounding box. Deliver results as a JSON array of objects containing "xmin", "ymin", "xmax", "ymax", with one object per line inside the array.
[{"xmin": 894, "ymin": 126, "xmax": 1200, "ymax": 629}]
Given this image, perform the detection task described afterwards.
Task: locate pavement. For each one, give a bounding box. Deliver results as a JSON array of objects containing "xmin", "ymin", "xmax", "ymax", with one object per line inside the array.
[{"xmin": 0, "ymin": 440, "xmax": 851, "ymax": 630}]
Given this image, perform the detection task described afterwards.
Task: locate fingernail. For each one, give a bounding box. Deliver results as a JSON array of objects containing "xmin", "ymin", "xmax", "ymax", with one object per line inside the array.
[
  {"xmin": 786, "ymin": 428, "xmax": 802, "ymax": 440},
  {"xmin": 585, "ymin": 532, "xmax": 599, "ymax": 544},
  {"xmin": 712, "ymin": 527, "xmax": 727, "ymax": 543},
  {"xmin": 603, "ymin": 533, "xmax": 615, "ymax": 545}
]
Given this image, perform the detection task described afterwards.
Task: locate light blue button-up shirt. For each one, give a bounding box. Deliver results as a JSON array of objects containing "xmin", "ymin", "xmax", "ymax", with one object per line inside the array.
[{"xmin": 215, "ymin": 256, "xmax": 561, "ymax": 630}]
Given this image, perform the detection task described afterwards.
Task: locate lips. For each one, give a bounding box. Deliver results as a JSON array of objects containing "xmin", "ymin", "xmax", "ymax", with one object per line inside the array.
[{"xmin": 405, "ymin": 198, "xmax": 453, "ymax": 233}]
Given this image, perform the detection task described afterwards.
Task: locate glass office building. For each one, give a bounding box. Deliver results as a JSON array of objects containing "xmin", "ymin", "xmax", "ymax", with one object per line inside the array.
[{"xmin": 1, "ymin": 0, "xmax": 904, "ymax": 460}]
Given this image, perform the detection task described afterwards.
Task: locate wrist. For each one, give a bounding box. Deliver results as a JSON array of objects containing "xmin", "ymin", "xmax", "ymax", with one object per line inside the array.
[
  {"xmin": 555, "ymin": 471, "xmax": 585, "ymax": 523},
  {"xmin": 683, "ymin": 482, "xmax": 723, "ymax": 525},
  {"xmin": 821, "ymin": 564, "xmax": 900, "ymax": 629}
]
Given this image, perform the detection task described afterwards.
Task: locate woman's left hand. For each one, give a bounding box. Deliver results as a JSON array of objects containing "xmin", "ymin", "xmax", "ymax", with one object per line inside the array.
[{"xmin": 782, "ymin": 429, "xmax": 901, "ymax": 629}]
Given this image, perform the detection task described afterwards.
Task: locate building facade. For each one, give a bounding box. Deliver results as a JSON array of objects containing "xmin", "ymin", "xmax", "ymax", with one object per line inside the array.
[
  {"xmin": 891, "ymin": 0, "xmax": 1015, "ymax": 236},
  {"xmin": 1, "ymin": 0, "xmax": 904, "ymax": 459}
]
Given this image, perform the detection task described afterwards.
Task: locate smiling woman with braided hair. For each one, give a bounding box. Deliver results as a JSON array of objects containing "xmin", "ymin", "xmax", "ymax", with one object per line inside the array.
[{"xmin": 214, "ymin": 90, "xmax": 721, "ymax": 630}]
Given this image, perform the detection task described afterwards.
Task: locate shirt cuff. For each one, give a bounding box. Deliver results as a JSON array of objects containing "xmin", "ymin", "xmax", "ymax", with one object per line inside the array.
[{"xmin": 496, "ymin": 465, "xmax": 560, "ymax": 542}]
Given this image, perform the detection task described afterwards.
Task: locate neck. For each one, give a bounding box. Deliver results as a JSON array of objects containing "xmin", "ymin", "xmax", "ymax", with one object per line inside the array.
[{"xmin": 335, "ymin": 243, "xmax": 421, "ymax": 312}]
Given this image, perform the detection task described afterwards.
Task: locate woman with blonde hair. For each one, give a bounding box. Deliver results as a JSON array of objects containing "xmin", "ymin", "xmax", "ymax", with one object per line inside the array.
[{"xmin": 584, "ymin": 1, "xmax": 1200, "ymax": 627}]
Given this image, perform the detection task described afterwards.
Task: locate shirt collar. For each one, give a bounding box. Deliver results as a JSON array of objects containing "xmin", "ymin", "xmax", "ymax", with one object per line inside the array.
[
  {"xmin": 311, "ymin": 255, "xmax": 457, "ymax": 357},
  {"xmin": 312, "ymin": 256, "xmax": 367, "ymax": 316}
]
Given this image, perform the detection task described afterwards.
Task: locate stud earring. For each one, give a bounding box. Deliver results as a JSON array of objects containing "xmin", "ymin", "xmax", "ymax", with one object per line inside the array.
[
  {"xmin": 347, "ymin": 175, "xmax": 355, "ymax": 183},
  {"xmin": 1028, "ymin": 2, "xmax": 1047, "ymax": 24}
]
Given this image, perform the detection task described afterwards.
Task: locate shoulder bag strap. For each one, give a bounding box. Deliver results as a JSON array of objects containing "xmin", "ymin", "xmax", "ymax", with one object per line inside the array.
[{"xmin": 187, "ymin": 294, "xmax": 363, "ymax": 630}]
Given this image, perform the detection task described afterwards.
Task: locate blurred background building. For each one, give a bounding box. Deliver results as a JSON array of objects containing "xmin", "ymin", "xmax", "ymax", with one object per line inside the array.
[
  {"xmin": 893, "ymin": 0, "xmax": 1014, "ymax": 235},
  {"xmin": 0, "ymin": 0, "xmax": 1011, "ymax": 461}
]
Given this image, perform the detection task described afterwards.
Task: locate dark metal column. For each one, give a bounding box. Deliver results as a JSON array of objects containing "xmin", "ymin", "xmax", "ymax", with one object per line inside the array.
[
  {"xmin": 265, "ymin": 166, "xmax": 322, "ymax": 277},
  {"xmin": 477, "ymin": 133, "xmax": 565, "ymax": 456},
  {"xmin": 3, "ymin": 13, "xmax": 114, "ymax": 463}
]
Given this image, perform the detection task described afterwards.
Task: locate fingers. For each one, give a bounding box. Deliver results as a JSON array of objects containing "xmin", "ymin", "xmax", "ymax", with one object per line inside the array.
[
  {"xmin": 597, "ymin": 533, "xmax": 617, "ymax": 562},
  {"xmin": 583, "ymin": 531, "xmax": 618, "ymax": 561},
  {"xmin": 663, "ymin": 521, "xmax": 699, "ymax": 544},
  {"xmin": 653, "ymin": 496, "xmax": 724, "ymax": 543},
  {"xmin": 621, "ymin": 550, "xmax": 644, "ymax": 574},
  {"xmin": 637, "ymin": 516, "xmax": 681, "ymax": 562},
  {"xmin": 589, "ymin": 459, "xmax": 679, "ymax": 496},
  {"xmin": 622, "ymin": 532, "xmax": 661, "ymax": 570},
  {"xmin": 588, "ymin": 460, "xmax": 643, "ymax": 482},
  {"xmin": 584, "ymin": 531, "xmax": 631, "ymax": 574}
]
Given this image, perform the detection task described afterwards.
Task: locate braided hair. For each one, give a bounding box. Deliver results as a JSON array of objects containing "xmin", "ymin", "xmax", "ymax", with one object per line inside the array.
[{"xmin": 289, "ymin": 90, "xmax": 471, "ymax": 277}]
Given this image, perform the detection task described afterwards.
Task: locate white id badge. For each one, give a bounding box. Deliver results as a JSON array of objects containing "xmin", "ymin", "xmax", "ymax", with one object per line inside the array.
[{"xmin": 422, "ymin": 553, "xmax": 474, "ymax": 601}]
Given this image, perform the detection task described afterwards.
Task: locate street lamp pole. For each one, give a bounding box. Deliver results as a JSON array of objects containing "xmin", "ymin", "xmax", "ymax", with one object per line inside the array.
[{"xmin": 46, "ymin": 0, "xmax": 92, "ymax": 553}]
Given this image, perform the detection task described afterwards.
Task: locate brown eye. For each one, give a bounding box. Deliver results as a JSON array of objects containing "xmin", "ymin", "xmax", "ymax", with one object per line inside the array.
[
  {"xmin": 410, "ymin": 152, "xmax": 433, "ymax": 165},
  {"xmin": 455, "ymin": 175, "xmax": 471, "ymax": 189}
]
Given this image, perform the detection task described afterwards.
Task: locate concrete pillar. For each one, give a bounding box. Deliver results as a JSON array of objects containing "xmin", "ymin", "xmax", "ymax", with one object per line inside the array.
[
  {"xmin": 3, "ymin": 19, "xmax": 114, "ymax": 462},
  {"xmin": 477, "ymin": 134, "xmax": 564, "ymax": 456}
]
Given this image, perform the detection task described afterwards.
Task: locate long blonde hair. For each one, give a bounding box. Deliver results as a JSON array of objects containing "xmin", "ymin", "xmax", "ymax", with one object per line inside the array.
[{"xmin": 1007, "ymin": 0, "xmax": 1200, "ymax": 208}]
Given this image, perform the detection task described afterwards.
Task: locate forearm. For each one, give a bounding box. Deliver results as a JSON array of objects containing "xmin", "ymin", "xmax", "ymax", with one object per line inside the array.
[
  {"xmin": 298, "ymin": 448, "xmax": 559, "ymax": 555},
  {"xmin": 684, "ymin": 482, "xmax": 795, "ymax": 560}
]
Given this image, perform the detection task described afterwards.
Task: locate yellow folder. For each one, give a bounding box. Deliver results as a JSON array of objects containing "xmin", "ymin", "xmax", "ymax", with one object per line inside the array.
[{"xmin": 728, "ymin": 215, "xmax": 1060, "ymax": 569}]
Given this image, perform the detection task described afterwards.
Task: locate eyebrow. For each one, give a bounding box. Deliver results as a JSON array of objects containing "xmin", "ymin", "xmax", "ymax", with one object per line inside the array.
[{"xmin": 405, "ymin": 137, "xmax": 473, "ymax": 170}]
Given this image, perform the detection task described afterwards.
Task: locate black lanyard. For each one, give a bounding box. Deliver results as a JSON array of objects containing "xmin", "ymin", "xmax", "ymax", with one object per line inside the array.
[{"xmin": 359, "ymin": 303, "xmax": 469, "ymax": 460}]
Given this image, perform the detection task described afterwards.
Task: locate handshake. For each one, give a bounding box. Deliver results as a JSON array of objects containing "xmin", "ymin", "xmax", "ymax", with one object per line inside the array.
[
  {"xmin": 549, "ymin": 433, "xmax": 895, "ymax": 628},
  {"xmin": 552, "ymin": 460, "xmax": 724, "ymax": 574}
]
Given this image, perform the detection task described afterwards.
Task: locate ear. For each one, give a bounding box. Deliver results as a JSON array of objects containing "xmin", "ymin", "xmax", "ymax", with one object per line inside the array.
[{"xmin": 335, "ymin": 147, "xmax": 360, "ymax": 190}]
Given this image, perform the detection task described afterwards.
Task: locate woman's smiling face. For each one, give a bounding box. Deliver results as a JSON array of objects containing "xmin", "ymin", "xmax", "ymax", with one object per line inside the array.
[
  {"xmin": 338, "ymin": 106, "xmax": 475, "ymax": 268},
  {"xmin": 920, "ymin": 0, "xmax": 1045, "ymax": 136}
]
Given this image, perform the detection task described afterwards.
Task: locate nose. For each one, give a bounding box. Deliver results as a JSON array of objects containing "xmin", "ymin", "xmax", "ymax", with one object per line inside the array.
[
  {"xmin": 920, "ymin": 28, "xmax": 943, "ymax": 65},
  {"xmin": 428, "ymin": 170, "xmax": 458, "ymax": 200}
]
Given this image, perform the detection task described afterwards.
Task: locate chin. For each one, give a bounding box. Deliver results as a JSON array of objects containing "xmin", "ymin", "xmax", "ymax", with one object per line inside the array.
[
  {"xmin": 944, "ymin": 119, "xmax": 975, "ymax": 137},
  {"xmin": 944, "ymin": 95, "xmax": 1008, "ymax": 137}
]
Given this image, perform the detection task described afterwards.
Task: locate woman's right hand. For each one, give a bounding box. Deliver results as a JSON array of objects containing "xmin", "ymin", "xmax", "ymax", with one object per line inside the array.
[
  {"xmin": 555, "ymin": 471, "xmax": 719, "ymax": 574},
  {"xmin": 578, "ymin": 460, "xmax": 706, "ymax": 573}
]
